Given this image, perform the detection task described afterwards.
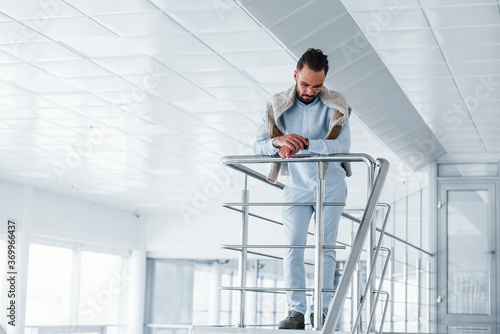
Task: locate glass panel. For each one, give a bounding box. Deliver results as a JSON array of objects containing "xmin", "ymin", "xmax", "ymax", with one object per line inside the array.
[
  {"xmin": 78, "ymin": 251, "xmax": 124, "ymax": 324},
  {"xmin": 26, "ymin": 244, "xmax": 73, "ymax": 325},
  {"xmin": 407, "ymin": 191, "xmax": 421, "ymax": 248},
  {"xmin": 447, "ymin": 190, "xmax": 490, "ymax": 315},
  {"xmin": 192, "ymin": 268, "xmax": 210, "ymax": 325},
  {"xmin": 150, "ymin": 261, "xmax": 194, "ymax": 324},
  {"xmin": 394, "ymin": 199, "xmax": 407, "ymax": 242},
  {"xmin": 438, "ymin": 163, "xmax": 498, "ymax": 178},
  {"xmin": 421, "ymin": 188, "xmax": 429, "ymax": 251}
]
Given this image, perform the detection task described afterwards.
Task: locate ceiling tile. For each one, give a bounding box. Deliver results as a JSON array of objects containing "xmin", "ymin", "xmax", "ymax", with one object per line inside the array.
[
  {"xmin": 368, "ymin": 29, "xmax": 436, "ymax": 49},
  {"xmin": 63, "ymin": 37, "xmax": 146, "ymax": 58},
  {"xmin": 406, "ymin": 90, "xmax": 463, "ymax": 103},
  {"xmin": 156, "ymin": 53, "xmax": 233, "ymax": 73},
  {"xmin": 0, "ymin": 49, "xmax": 21, "ymax": 63},
  {"xmin": 1, "ymin": 1, "xmax": 81, "ymax": 19},
  {"xmin": 94, "ymin": 12, "xmax": 186, "ymax": 37},
  {"xmin": 21, "ymin": 17, "xmax": 116, "ymax": 40},
  {"xmin": 127, "ymin": 35, "xmax": 211, "ymax": 56},
  {"xmin": 167, "ymin": 7, "xmax": 258, "ymax": 33},
  {"xmin": 456, "ymin": 76, "xmax": 500, "ymax": 99},
  {"xmin": 0, "ymin": 21, "xmax": 48, "ymax": 44},
  {"xmin": 421, "ymin": 0, "xmax": 497, "ymax": 6},
  {"xmin": 199, "ymin": 30, "xmax": 279, "ymax": 53},
  {"xmin": 12, "ymin": 77, "xmax": 81, "ymax": 93},
  {"xmin": 66, "ymin": 75, "xmax": 137, "ymax": 92},
  {"xmin": 451, "ymin": 61, "xmax": 500, "ymax": 77},
  {"xmin": 170, "ymin": 99, "xmax": 234, "ymax": 112},
  {"xmin": 349, "ymin": 8, "xmax": 429, "ymax": 31},
  {"xmin": 150, "ymin": 0, "xmax": 239, "ymax": 11},
  {"xmin": 205, "ymin": 85, "xmax": 269, "ymax": 100},
  {"xmin": 0, "ymin": 62, "xmax": 54, "ymax": 80},
  {"xmin": 377, "ymin": 46, "xmax": 446, "ymax": 65},
  {"xmin": 221, "ymin": 49, "xmax": 295, "ymax": 70},
  {"xmin": 42, "ymin": 92, "xmax": 107, "ymax": 106},
  {"xmin": 34, "ymin": 59, "xmax": 112, "ymax": 77},
  {"xmin": 0, "ymin": 41, "xmax": 81, "ymax": 62},
  {"xmin": 243, "ymin": 66, "xmax": 291, "ymax": 85},
  {"xmin": 0, "ymin": 95, "xmax": 57, "ymax": 108},
  {"xmin": 425, "ymin": 5, "xmax": 500, "ymax": 28},
  {"xmin": 444, "ymin": 44, "xmax": 500, "ymax": 62},
  {"xmin": 388, "ymin": 63, "xmax": 451, "ymax": 79},
  {"xmin": 0, "ymin": 82, "xmax": 29, "ymax": 95},
  {"xmin": 183, "ymin": 70, "xmax": 253, "ymax": 88},
  {"xmin": 64, "ymin": 0, "xmax": 158, "ymax": 15},
  {"xmin": 434, "ymin": 26, "xmax": 500, "ymax": 46},
  {"xmin": 397, "ymin": 76, "xmax": 458, "ymax": 92},
  {"xmin": 93, "ymin": 56, "xmax": 171, "ymax": 76}
]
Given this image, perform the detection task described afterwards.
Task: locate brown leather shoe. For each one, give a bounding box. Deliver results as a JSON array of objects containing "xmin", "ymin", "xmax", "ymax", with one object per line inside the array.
[
  {"xmin": 278, "ymin": 310, "xmax": 305, "ymax": 329},
  {"xmin": 310, "ymin": 313, "xmax": 326, "ymax": 327}
]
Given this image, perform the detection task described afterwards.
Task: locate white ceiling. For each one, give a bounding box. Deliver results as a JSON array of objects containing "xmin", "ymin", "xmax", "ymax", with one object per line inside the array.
[
  {"xmin": 341, "ymin": 0, "xmax": 500, "ymax": 153},
  {"xmin": 1, "ymin": 0, "xmax": 494, "ymax": 216}
]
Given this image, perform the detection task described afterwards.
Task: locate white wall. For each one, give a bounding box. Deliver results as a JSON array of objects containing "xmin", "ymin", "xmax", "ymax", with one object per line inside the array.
[
  {"xmin": 0, "ymin": 178, "xmax": 145, "ymax": 334},
  {"xmin": 0, "ymin": 179, "xmax": 141, "ymax": 249}
]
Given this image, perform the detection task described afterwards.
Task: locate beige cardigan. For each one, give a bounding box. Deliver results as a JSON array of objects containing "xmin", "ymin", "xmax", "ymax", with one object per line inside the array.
[{"xmin": 265, "ymin": 85, "xmax": 352, "ymax": 184}]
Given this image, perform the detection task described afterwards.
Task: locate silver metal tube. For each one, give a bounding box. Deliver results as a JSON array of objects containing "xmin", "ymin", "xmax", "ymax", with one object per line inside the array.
[
  {"xmin": 351, "ymin": 205, "xmax": 391, "ymax": 333},
  {"xmin": 427, "ymin": 262, "xmax": 431, "ymax": 328},
  {"xmin": 221, "ymin": 153, "xmax": 376, "ymax": 166},
  {"xmin": 390, "ymin": 244, "xmax": 395, "ymax": 327},
  {"xmin": 238, "ymin": 176, "xmax": 249, "ymax": 327},
  {"xmin": 322, "ymin": 158, "xmax": 390, "ymax": 334},
  {"xmin": 366, "ymin": 248, "xmax": 392, "ymax": 334},
  {"xmin": 223, "ymin": 202, "xmax": 345, "ymax": 207},
  {"xmin": 220, "ymin": 286, "xmax": 335, "ymax": 292},
  {"xmin": 404, "ymin": 250, "xmax": 408, "ymax": 331},
  {"xmin": 366, "ymin": 162, "xmax": 376, "ymax": 331},
  {"xmin": 378, "ymin": 291, "xmax": 390, "ymax": 334},
  {"xmin": 417, "ymin": 255, "xmax": 422, "ymax": 324},
  {"xmin": 314, "ymin": 161, "xmax": 326, "ymax": 330},
  {"xmin": 223, "ymin": 245, "xmax": 344, "ymax": 249}
]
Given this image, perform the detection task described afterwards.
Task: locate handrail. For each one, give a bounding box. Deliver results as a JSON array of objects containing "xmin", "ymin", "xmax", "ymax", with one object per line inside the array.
[
  {"xmin": 322, "ymin": 158, "xmax": 390, "ymax": 334},
  {"xmin": 221, "ymin": 153, "xmax": 389, "ymax": 332},
  {"xmin": 223, "ymin": 154, "xmax": 432, "ymax": 256}
]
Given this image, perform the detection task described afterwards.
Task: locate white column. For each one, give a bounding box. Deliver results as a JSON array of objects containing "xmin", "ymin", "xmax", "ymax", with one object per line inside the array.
[
  {"xmin": 8, "ymin": 186, "xmax": 34, "ymax": 334},
  {"xmin": 126, "ymin": 214, "xmax": 147, "ymax": 334},
  {"xmin": 208, "ymin": 262, "xmax": 221, "ymax": 325}
]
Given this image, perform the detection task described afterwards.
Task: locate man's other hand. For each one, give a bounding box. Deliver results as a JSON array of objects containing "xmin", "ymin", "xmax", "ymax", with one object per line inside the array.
[
  {"xmin": 273, "ymin": 134, "xmax": 308, "ymax": 152},
  {"xmin": 278, "ymin": 146, "xmax": 300, "ymax": 159}
]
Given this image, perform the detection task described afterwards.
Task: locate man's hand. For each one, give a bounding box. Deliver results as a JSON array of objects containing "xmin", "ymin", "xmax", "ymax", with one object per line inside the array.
[
  {"xmin": 273, "ymin": 134, "xmax": 308, "ymax": 152},
  {"xmin": 278, "ymin": 146, "xmax": 300, "ymax": 159}
]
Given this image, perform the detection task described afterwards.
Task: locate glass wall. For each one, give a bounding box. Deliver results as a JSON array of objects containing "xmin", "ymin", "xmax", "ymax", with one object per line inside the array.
[{"xmin": 25, "ymin": 241, "xmax": 127, "ymax": 334}]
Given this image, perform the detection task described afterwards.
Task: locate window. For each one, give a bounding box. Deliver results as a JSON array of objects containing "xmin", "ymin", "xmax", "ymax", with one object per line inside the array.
[
  {"xmin": 25, "ymin": 242, "xmax": 127, "ymax": 332},
  {"xmin": 26, "ymin": 244, "xmax": 73, "ymax": 325}
]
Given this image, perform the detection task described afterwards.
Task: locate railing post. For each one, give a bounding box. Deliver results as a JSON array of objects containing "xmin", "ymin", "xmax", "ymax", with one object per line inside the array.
[
  {"xmin": 314, "ymin": 161, "xmax": 326, "ymax": 330},
  {"xmin": 427, "ymin": 262, "xmax": 431, "ymax": 330},
  {"xmin": 238, "ymin": 175, "xmax": 250, "ymax": 327},
  {"xmin": 404, "ymin": 250, "xmax": 408, "ymax": 331},
  {"xmin": 366, "ymin": 164, "xmax": 376, "ymax": 333}
]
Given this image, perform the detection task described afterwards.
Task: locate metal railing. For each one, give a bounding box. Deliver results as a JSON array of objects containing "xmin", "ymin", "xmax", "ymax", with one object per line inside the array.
[{"xmin": 220, "ymin": 153, "xmax": 391, "ymax": 333}]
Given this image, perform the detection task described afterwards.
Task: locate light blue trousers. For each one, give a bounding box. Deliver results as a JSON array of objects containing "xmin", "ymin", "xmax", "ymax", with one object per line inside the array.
[{"xmin": 282, "ymin": 181, "xmax": 347, "ymax": 316}]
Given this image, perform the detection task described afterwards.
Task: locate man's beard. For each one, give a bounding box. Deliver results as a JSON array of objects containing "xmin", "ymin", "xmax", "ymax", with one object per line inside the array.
[{"xmin": 295, "ymin": 86, "xmax": 317, "ymax": 105}]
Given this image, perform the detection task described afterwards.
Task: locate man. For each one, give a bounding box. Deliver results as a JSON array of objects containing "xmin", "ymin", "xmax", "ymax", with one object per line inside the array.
[{"xmin": 253, "ymin": 48, "xmax": 351, "ymax": 329}]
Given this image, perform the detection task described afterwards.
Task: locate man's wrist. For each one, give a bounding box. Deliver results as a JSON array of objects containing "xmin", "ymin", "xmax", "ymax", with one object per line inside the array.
[{"xmin": 272, "ymin": 138, "xmax": 281, "ymax": 148}]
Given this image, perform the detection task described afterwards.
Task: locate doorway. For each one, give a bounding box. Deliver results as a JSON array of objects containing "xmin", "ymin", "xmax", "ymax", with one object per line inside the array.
[{"xmin": 437, "ymin": 182, "xmax": 497, "ymax": 325}]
